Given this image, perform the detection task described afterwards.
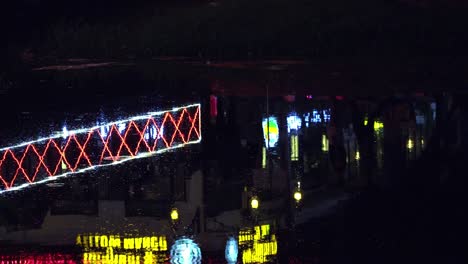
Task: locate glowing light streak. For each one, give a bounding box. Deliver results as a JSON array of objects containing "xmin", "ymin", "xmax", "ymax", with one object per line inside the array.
[
  {"xmin": 170, "ymin": 237, "xmax": 202, "ymax": 264},
  {"xmin": 290, "ymin": 135, "xmax": 299, "ymax": 161},
  {"xmin": 262, "ymin": 147, "xmax": 266, "ymax": 169},
  {"xmin": 322, "ymin": 134, "xmax": 329, "ymax": 152},
  {"xmin": 407, "ymin": 138, "xmax": 414, "ymax": 150},
  {"xmin": 0, "ymin": 104, "xmax": 201, "ymax": 194},
  {"xmin": 355, "ymin": 151, "xmax": 360, "ymax": 161}
]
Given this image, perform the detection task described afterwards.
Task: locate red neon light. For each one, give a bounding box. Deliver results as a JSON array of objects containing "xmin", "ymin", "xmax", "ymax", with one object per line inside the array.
[
  {"xmin": 0, "ymin": 104, "xmax": 201, "ymax": 192},
  {"xmin": 0, "ymin": 254, "xmax": 76, "ymax": 264}
]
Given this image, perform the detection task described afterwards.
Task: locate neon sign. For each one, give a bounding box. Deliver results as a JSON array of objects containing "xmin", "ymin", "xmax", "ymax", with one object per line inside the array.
[
  {"xmin": 77, "ymin": 234, "xmax": 168, "ymax": 264},
  {"xmin": 0, "ymin": 103, "xmax": 201, "ymax": 194},
  {"xmin": 262, "ymin": 117, "xmax": 279, "ymax": 148}
]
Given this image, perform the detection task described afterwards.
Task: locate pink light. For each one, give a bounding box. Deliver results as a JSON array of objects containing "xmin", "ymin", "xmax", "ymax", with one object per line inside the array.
[{"xmin": 210, "ymin": 95, "xmax": 218, "ymax": 118}]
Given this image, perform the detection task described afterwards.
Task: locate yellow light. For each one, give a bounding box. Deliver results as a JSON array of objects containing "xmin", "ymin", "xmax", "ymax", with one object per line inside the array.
[
  {"xmin": 355, "ymin": 151, "xmax": 360, "ymax": 161},
  {"xmin": 364, "ymin": 117, "xmax": 368, "ymax": 126},
  {"xmin": 373, "ymin": 121, "xmax": 384, "ymax": 131},
  {"xmin": 407, "ymin": 139, "xmax": 414, "ymax": 150},
  {"xmin": 170, "ymin": 208, "xmax": 179, "ymax": 221},
  {"xmin": 262, "ymin": 147, "xmax": 266, "ymax": 169},
  {"xmin": 251, "ymin": 197, "xmax": 259, "ymax": 209},
  {"xmin": 293, "ymin": 191, "xmax": 302, "ymax": 202},
  {"xmin": 290, "ymin": 135, "xmax": 299, "ymax": 161},
  {"xmin": 322, "ymin": 134, "xmax": 329, "ymax": 152}
]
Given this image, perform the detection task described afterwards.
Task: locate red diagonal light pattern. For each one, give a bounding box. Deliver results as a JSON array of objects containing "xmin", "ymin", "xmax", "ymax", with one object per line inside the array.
[{"xmin": 0, "ymin": 104, "xmax": 201, "ymax": 193}]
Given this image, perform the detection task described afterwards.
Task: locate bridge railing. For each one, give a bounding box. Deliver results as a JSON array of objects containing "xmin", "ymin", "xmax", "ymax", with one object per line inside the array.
[{"xmin": 0, "ymin": 103, "xmax": 201, "ymax": 194}]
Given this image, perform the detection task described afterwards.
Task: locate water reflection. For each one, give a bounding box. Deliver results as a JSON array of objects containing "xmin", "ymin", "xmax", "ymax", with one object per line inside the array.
[
  {"xmin": 77, "ymin": 234, "xmax": 168, "ymax": 264},
  {"xmin": 0, "ymin": 88, "xmax": 443, "ymax": 263},
  {"xmin": 0, "ymin": 254, "xmax": 77, "ymax": 264}
]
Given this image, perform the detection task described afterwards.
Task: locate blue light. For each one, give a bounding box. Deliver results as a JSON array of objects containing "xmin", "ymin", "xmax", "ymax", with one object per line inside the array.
[
  {"xmin": 225, "ymin": 237, "xmax": 238, "ymax": 264},
  {"xmin": 170, "ymin": 237, "xmax": 202, "ymax": 264},
  {"xmin": 287, "ymin": 113, "xmax": 302, "ymax": 134},
  {"xmin": 311, "ymin": 110, "xmax": 321, "ymax": 123}
]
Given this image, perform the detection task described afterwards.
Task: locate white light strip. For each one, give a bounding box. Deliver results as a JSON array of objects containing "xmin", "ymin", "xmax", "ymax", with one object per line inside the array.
[
  {"xmin": 0, "ymin": 103, "xmax": 201, "ymax": 152},
  {"xmin": 0, "ymin": 138, "xmax": 201, "ymax": 195}
]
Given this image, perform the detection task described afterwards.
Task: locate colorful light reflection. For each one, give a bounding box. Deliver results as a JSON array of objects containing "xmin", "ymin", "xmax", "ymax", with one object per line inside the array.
[
  {"xmin": 239, "ymin": 224, "xmax": 277, "ymax": 264},
  {"xmin": 170, "ymin": 237, "xmax": 202, "ymax": 264},
  {"xmin": 262, "ymin": 117, "xmax": 279, "ymax": 148}
]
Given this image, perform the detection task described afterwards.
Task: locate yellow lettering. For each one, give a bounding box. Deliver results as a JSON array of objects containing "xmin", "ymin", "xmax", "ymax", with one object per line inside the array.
[
  {"xmin": 100, "ymin": 235, "xmax": 108, "ymax": 248},
  {"xmin": 124, "ymin": 238, "xmax": 134, "ymax": 249},
  {"xmin": 150, "ymin": 236, "xmax": 158, "ymax": 250},
  {"xmin": 159, "ymin": 237, "xmax": 167, "ymax": 251},
  {"xmin": 135, "ymin": 237, "xmax": 143, "ymax": 249},
  {"xmin": 118, "ymin": 254, "xmax": 126, "ymax": 264},
  {"xmin": 95, "ymin": 235, "xmax": 100, "ymax": 248},
  {"xmin": 109, "ymin": 235, "xmax": 121, "ymax": 248},
  {"xmin": 142, "ymin": 237, "xmax": 151, "ymax": 249},
  {"xmin": 143, "ymin": 252, "xmax": 153, "ymax": 264},
  {"xmin": 76, "ymin": 235, "xmax": 82, "ymax": 246}
]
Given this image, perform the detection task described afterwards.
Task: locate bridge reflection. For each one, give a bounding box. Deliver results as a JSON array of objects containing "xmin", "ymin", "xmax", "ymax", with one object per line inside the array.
[{"xmin": 0, "ymin": 104, "xmax": 201, "ymax": 194}]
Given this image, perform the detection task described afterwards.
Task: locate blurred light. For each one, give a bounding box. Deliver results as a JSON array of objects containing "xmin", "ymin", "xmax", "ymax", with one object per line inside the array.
[
  {"xmin": 293, "ymin": 191, "xmax": 302, "ymax": 202},
  {"xmin": 251, "ymin": 197, "xmax": 259, "ymax": 209},
  {"xmin": 239, "ymin": 224, "xmax": 277, "ymax": 263},
  {"xmin": 374, "ymin": 121, "xmax": 384, "ymax": 131},
  {"xmin": 262, "ymin": 117, "xmax": 279, "ymax": 148},
  {"xmin": 306, "ymin": 95, "xmax": 313, "ymax": 100},
  {"xmin": 225, "ymin": 237, "xmax": 238, "ymax": 264},
  {"xmin": 355, "ymin": 151, "xmax": 360, "ymax": 161},
  {"xmin": 364, "ymin": 117, "xmax": 368, "ymax": 126},
  {"xmin": 210, "ymin": 95, "xmax": 218, "ymax": 118},
  {"xmin": 416, "ymin": 115, "xmax": 425, "ymax": 125},
  {"xmin": 322, "ymin": 134, "xmax": 329, "ymax": 152},
  {"xmin": 262, "ymin": 147, "xmax": 266, "ymax": 169},
  {"xmin": 170, "ymin": 237, "xmax": 202, "ymax": 264},
  {"xmin": 335, "ymin": 96, "xmax": 344, "ymax": 100},
  {"xmin": 407, "ymin": 139, "xmax": 414, "ymax": 150},
  {"xmin": 287, "ymin": 113, "xmax": 302, "ymax": 133},
  {"xmin": 171, "ymin": 208, "xmax": 179, "ymax": 221},
  {"xmin": 290, "ymin": 135, "xmax": 299, "ymax": 161},
  {"xmin": 311, "ymin": 110, "xmax": 321, "ymax": 123}
]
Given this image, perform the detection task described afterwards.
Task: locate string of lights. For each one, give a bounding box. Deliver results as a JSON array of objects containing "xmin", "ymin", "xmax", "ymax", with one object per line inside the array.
[{"xmin": 0, "ymin": 103, "xmax": 201, "ymax": 194}]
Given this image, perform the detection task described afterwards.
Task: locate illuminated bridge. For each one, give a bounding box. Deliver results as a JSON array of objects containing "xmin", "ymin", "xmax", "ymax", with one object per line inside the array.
[{"xmin": 0, "ymin": 103, "xmax": 201, "ymax": 194}]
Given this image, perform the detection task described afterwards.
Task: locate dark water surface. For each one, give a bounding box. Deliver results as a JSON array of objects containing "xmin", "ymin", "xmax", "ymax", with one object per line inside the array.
[{"xmin": 1, "ymin": 60, "xmax": 467, "ymax": 263}]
